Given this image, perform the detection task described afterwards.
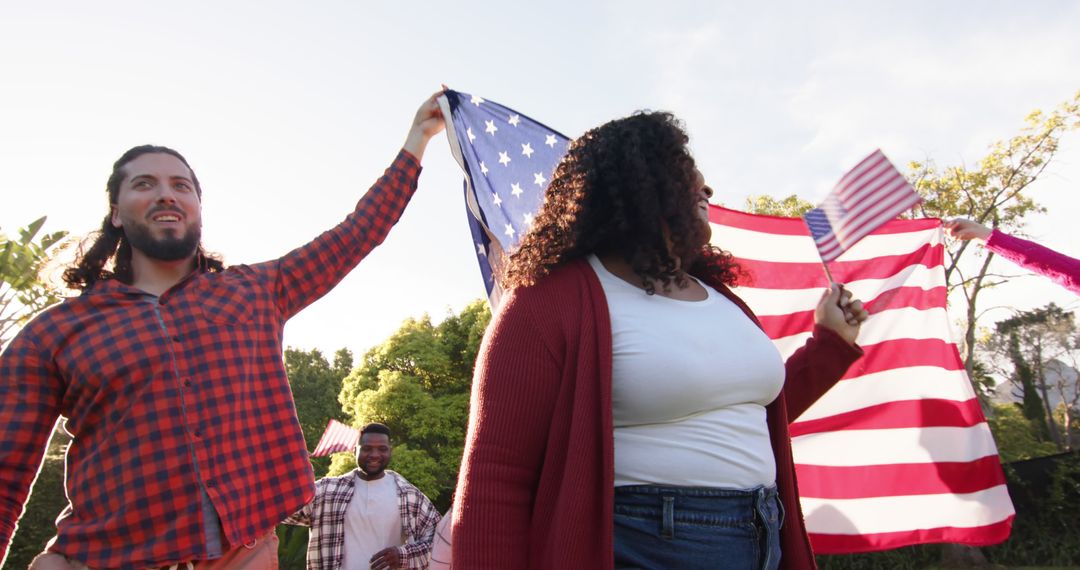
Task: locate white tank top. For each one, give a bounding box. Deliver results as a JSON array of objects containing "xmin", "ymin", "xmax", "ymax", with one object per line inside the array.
[{"xmin": 587, "ymin": 255, "xmax": 785, "ymax": 488}]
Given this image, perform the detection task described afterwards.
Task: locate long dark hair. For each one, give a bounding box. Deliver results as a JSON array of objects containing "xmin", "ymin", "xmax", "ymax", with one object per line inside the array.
[
  {"xmin": 63, "ymin": 145, "xmax": 223, "ymax": 290},
  {"xmin": 502, "ymin": 111, "xmax": 742, "ymax": 293}
]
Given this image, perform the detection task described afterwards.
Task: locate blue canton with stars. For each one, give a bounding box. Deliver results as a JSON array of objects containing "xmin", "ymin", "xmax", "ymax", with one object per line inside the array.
[{"xmin": 442, "ymin": 90, "xmax": 570, "ymax": 302}]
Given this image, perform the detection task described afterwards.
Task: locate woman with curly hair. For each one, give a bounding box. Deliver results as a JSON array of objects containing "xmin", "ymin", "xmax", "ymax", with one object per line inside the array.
[{"xmin": 451, "ymin": 111, "xmax": 868, "ymax": 570}]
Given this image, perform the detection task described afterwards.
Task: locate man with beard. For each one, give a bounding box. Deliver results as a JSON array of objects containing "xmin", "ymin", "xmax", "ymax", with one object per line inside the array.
[
  {"xmin": 0, "ymin": 92, "xmax": 446, "ymax": 570},
  {"xmin": 284, "ymin": 423, "xmax": 441, "ymax": 570}
]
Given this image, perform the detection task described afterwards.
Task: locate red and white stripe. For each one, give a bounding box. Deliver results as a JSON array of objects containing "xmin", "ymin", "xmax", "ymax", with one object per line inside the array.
[
  {"xmin": 711, "ymin": 206, "xmax": 1014, "ymax": 553},
  {"xmin": 310, "ymin": 419, "xmax": 360, "ymax": 457},
  {"xmin": 813, "ymin": 150, "xmax": 922, "ymax": 262}
]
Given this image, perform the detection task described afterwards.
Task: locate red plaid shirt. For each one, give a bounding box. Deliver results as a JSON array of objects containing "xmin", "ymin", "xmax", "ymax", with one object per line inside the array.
[{"xmin": 0, "ymin": 150, "xmax": 421, "ymax": 569}]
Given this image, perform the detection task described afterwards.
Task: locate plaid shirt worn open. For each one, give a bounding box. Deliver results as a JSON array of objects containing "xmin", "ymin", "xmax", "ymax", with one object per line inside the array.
[
  {"xmin": 0, "ymin": 151, "xmax": 421, "ymax": 569},
  {"xmin": 284, "ymin": 469, "xmax": 442, "ymax": 570}
]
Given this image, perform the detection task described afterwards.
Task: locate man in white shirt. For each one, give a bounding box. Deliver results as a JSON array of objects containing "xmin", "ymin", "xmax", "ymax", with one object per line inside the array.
[{"xmin": 285, "ymin": 423, "xmax": 441, "ymax": 570}]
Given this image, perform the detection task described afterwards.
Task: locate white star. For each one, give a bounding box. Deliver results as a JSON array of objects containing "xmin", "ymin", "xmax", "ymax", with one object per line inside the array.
[
  {"xmin": 521, "ymin": 142, "xmax": 534, "ymax": 158},
  {"xmin": 476, "ymin": 242, "xmax": 487, "ymax": 256},
  {"xmin": 492, "ymin": 192, "xmax": 502, "ymax": 206},
  {"xmin": 533, "ymin": 172, "xmax": 547, "ymax": 186},
  {"xmin": 467, "ymin": 128, "xmax": 476, "ymax": 143},
  {"xmin": 522, "ymin": 212, "xmax": 534, "ymax": 226},
  {"xmin": 545, "ymin": 134, "xmax": 558, "ymax": 148},
  {"xmin": 511, "ymin": 183, "xmax": 524, "ymax": 197},
  {"xmin": 498, "ymin": 151, "xmax": 511, "ymax": 166},
  {"xmin": 480, "ymin": 161, "xmax": 489, "ymax": 175},
  {"xmin": 508, "ymin": 114, "xmax": 521, "ymax": 126},
  {"xmin": 485, "ymin": 120, "xmax": 498, "ymax": 136},
  {"xmin": 504, "ymin": 223, "xmax": 515, "ymax": 238},
  {"xmin": 470, "ymin": 95, "xmax": 485, "ymax": 106}
]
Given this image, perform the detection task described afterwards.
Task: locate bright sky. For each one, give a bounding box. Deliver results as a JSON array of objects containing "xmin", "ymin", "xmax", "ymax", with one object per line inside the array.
[{"xmin": 3, "ymin": 1, "xmax": 1079, "ymax": 358}]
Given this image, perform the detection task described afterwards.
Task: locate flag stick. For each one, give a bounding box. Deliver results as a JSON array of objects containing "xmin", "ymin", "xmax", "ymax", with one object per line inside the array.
[{"xmin": 820, "ymin": 259, "xmax": 836, "ymax": 286}]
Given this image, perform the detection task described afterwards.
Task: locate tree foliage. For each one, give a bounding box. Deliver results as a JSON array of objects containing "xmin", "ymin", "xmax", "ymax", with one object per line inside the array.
[
  {"xmin": 0, "ymin": 217, "xmax": 68, "ymax": 350},
  {"xmin": 743, "ymin": 193, "xmax": 815, "ymax": 218},
  {"xmin": 910, "ymin": 91, "xmax": 1080, "ymax": 386},
  {"xmin": 986, "ymin": 404, "xmax": 1061, "ymax": 462},
  {"xmin": 983, "ymin": 303, "xmax": 1079, "ymax": 451},
  {"xmin": 284, "ymin": 347, "xmax": 353, "ymax": 477},
  {"xmin": 332, "ymin": 300, "xmax": 491, "ymax": 512}
]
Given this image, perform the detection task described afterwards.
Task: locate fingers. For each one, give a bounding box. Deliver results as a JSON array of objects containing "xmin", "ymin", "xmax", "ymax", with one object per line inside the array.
[
  {"xmin": 369, "ymin": 548, "xmax": 399, "ymax": 570},
  {"xmin": 943, "ymin": 218, "xmax": 991, "ymax": 241},
  {"xmin": 844, "ymin": 298, "xmax": 868, "ymax": 326},
  {"xmin": 29, "ymin": 553, "xmax": 80, "ymax": 570},
  {"xmin": 821, "ymin": 282, "xmax": 842, "ymax": 306},
  {"xmin": 827, "ymin": 283, "xmax": 868, "ymax": 326}
]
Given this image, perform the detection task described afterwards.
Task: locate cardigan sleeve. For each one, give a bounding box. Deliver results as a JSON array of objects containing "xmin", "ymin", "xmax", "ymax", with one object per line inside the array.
[
  {"xmin": 782, "ymin": 323, "xmax": 864, "ymax": 421},
  {"xmin": 452, "ymin": 286, "xmax": 564, "ymax": 568},
  {"xmin": 986, "ymin": 229, "xmax": 1080, "ymax": 295}
]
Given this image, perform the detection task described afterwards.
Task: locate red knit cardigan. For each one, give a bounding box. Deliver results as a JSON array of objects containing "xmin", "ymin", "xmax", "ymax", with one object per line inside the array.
[{"xmin": 452, "ymin": 259, "xmax": 863, "ymax": 569}]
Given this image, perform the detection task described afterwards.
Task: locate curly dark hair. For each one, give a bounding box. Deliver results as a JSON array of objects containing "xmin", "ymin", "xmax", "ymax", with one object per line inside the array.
[
  {"xmin": 63, "ymin": 145, "xmax": 223, "ymax": 291},
  {"xmin": 501, "ymin": 111, "xmax": 742, "ymax": 294}
]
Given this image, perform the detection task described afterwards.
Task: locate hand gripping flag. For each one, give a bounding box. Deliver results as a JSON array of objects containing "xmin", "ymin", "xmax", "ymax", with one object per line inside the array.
[
  {"xmin": 443, "ymin": 90, "xmax": 1013, "ymax": 552},
  {"xmin": 310, "ymin": 419, "xmax": 360, "ymax": 457},
  {"xmin": 804, "ymin": 149, "xmax": 922, "ymax": 266},
  {"xmin": 437, "ymin": 90, "xmax": 570, "ymax": 307}
]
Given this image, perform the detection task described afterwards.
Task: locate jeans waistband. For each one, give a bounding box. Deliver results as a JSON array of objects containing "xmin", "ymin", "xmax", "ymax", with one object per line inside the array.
[{"xmin": 615, "ymin": 483, "xmax": 778, "ymax": 501}]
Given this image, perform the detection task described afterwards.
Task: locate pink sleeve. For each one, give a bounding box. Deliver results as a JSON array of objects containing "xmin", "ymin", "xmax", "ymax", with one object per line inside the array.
[{"xmin": 986, "ymin": 230, "xmax": 1080, "ymax": 295}]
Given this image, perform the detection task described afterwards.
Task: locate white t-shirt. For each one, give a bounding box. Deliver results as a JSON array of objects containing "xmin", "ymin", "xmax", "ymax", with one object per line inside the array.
[
  {"xmin": 587, "ymin": 255, "xmax": 785, "ymax": 488},
  {"xmin": 340, "ymin": 473, "xmax": 404, "ymax": 569}
]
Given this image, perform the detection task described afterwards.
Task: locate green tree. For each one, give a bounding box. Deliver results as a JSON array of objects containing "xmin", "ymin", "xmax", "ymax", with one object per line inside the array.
[
  {"xmin": 911, "ymin": 91, "xmax": 1080, "ymax": 390},
  {"xmin": 284, "ymin": 347, "xmax": 353, "ymax": 477},
  {"xmin": 986, "ymin": 403, "xmax": 1060, "ymax": 462},
  {"xmin": 333, "ymin": 300, "xmax": 491, "ymax": 512},
  {"xmin": 984, "ymin": 304, "xmax": 1078, "ymax": 450},
  {"xmin": 0, "ymin": 217, "xmax": 68, "ymax": 350},
  {"xmin": 743, "ymin": 193, "xmax": 815, "ymax": 217}
]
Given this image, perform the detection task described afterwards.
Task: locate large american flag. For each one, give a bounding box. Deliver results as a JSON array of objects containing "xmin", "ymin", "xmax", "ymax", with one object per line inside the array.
[
  {"xmin": 441, "ymin": 89, "xmax": 1014, "ymax": 552},
  {"xmin": 804, "ymin": 149, "xmax": 922, "ymax": 263},
  {"xmin": 437, "ymin": 90, "xmax": 569, "ymax": 305},
  {"xmin": 711, "ymin": 207, "xmax": 1013, "ymax": 552}
]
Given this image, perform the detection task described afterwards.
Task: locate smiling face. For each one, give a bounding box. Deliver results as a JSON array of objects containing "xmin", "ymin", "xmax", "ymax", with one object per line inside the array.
[
  {"xmin": 356, "ymin": 432, "xmax": 392, "ymax": 480},
  {"xmin": 110, "ymin": 153, "xmax": 202, "ymax": 262}
]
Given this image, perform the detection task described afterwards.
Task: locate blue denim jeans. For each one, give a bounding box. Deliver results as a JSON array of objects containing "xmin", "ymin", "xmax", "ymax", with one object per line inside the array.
[{"xmin": 614, "ymin": 484, "xmax": 784, "ymax": 570}]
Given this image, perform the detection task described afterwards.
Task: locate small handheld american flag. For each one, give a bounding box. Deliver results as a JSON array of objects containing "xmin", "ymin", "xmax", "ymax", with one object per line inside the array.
[{"xmin": 803, "ymin": 150, "xmax": 921, "ymax": 270}]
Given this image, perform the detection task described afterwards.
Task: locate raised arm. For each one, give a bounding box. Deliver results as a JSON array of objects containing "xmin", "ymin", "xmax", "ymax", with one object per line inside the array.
[
  {"xmin": 946, "ymin": 218, "xmax": 1080, "ymax": 295},
  {"xmin": 264, "ymin": 91, "xmax": 447, "ymax": 319},
  {"xmin": 783, "ymin": 284, "xmax": 867, "ymax": 420}
]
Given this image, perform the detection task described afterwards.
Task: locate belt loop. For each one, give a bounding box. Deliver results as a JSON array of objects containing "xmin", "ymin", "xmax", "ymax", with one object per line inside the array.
[{"xmin": 661, "ymin": 495, "xmax": 675, "ymax": 539}]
